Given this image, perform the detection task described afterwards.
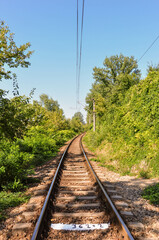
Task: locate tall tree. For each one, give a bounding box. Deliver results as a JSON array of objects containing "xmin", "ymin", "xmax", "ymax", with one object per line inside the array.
[
  {"xmin": 70, "ymin": 112, "xmax": 85, "ymax": 133},
  {"xmin": 72, "ymin": 112, "xmax": 85, "ymax": 124},
  {"xmin": 0, "ymin": 21, "xmax": 33, "ymax": 81},
  {"xmin": 86, "ymin": 54, "xmax": 141, "ymax": 118},
  {"xmin": 0, "ymin": 92, "xmax": 46, "ymax": 140},
  {"xmin": 40, "ymin": 94, "xmax": 62, "ymax": 113},
  {"xmin": 147, "ymin": 63, "xmax": 159, "ymax": 73},
  {"xmin": 93, "ymin": 54, "xmax": 140, "ymax": 88}
]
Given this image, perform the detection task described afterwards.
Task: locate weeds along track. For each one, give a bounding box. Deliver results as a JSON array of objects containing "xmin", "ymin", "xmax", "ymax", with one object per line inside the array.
[{"xmin": 31, "ymin": 134, "xmax": 134, "ymax": 240}]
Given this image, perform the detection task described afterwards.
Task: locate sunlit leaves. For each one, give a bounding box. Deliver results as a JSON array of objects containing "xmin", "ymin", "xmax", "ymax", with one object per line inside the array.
[
  {"xmin": 86, "ymin": 54, "xmax": 140, "ymax": 118},
  {"xmin": 85, "ymin": 70, "xmax": 159, "ymax": 177},
  {"xmin": 0, "ymin": 21, "xmax": 33, "ymax": 81}
]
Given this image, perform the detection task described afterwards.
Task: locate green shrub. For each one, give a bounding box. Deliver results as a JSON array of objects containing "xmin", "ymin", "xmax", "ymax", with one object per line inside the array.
[
  {"xmin": 52, "ymin": 130, "xmax": 75, "ymax": 146},
  {"xmin": 139, "ymin": 170, "xmax": 150, "ymax": 179},
  {"xmin": 142, "ymin": 183, "xmax": 159, "ymax": 205},
  {"xmin": 0, "ymin": 126, "xmax": 75, "ymax": 191},
  {"xmin": 3, "ymin": 178, "xmax": 24, "ymax": 192},
  {"xmin": 0, "ymin": 191, "xmax": 30, "ymax": 221},
  {"xmin": 106, "ymin": 165, "xmax": 116, "ymax": 171},
  {"xmin": 0, "ymin": 140, "xmax": 34, "ymax": 189},
  {"xmin": 17, "ymin": 126, "xmax": 58, "ymax": 166},
  {"xmin": 90, "ymin": 158, "xmax": 100, "ymax": 163},
  {"xmin": 84, "ymin": 72, "xmax": 159, "ymax": 177}
]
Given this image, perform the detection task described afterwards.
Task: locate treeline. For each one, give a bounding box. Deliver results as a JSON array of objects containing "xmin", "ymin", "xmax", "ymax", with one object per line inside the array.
[
  {"xmin": 85, "ymin": 54, "xmax": 159, "ymax": 177},
  {"xmin": 0, "ymin": 21, "xmax": 84, "ymax": 191},
  {"xmin": 0, "ymin": 92, "xmax": 84, "ymax": 191}
]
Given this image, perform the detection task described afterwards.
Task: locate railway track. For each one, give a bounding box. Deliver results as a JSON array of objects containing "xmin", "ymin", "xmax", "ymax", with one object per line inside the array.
[{"xmin": 31, "ymin": 134, "xmax": 134, "ymax": 240}]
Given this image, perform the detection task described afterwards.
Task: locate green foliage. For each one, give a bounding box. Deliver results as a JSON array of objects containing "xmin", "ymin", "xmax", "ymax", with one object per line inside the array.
[
  {"xmin": 139, "ymin": 170, "xmax": 150, "ymax": 179},
  {"xmin": 93, "ymin": 54, "xmax": 140, "ymax": 86},
  {"xmin": 17, "ymin": 127, "xmax": 58, "ymax": 166},
  {"xmin": 0, "ymin": 126, "xmax": 76, "ymax": 190},
  {"xmin": 70, "ymin": 112, "xmax": 85, "ymax": 133},
  {"xmin": 53, "ymin": 130, "xmax": 76, "ymax": 146},
  {"xmin": 40, "ymin": 94, "xmax": 63, "ymax": 113},
  {"xmin": 72, "ymin": 112, "xmax": 85, "ymax": 124},
  {"xmin": 0, "ymin": 93, "xmax": 46, "ymax": 140},
  {"xmin": 147, "ymin": 63, "xmax": 159, "ymax": 74},
  {"xmin": 105, "ymin": 165, "xmax": 116, "ymax": 171},
  {"xmin": 85, "ymin": 59, "xmax": 159, "ymax": 177},
  {"xmin": 0, "ymin": 21, "xmax": 33, "ymax": 81},
  {"xmin": 89, "ymin": 158, "xmax": 100, "ymax": 163},
  {"xmin": 142, "ymin": 183, "xmax": 159, "ymax": 205},
  {"xmin": 83, "ymin": 130, "xmax": 98, "ymax": 149},
  {"xmin": 0, "ymin": 92, "xmax": 76, "ymax": 191},
  {"xmin": 0, "ymin": 191, "xmax": 30, "ymax": 221},
  {"xmin": 0, "ymin": 139, "xmax": 34, "ymax": 189},
  {"xmin": 0, "ymin": 22, "xmax": 77, "ymax": 216},
  {"xmin": 86, "ymin": 54, "xmax": 140, "ymax": 118}
]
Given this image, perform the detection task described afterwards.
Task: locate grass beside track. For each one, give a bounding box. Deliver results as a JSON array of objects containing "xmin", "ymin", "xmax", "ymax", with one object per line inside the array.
[
  {"xmin": 83, "ymin": 133, "xmax": 159, "ymax": 178},
  {"xmin": 142, "ymin": 183, "xmax": 159, "ymax": 205},
  {"xmin": 0, "ymin": 132, "xmax": 76, "ymax": 223},
  {"xmin": 0, "ymin": 191, "xmax": 30, "ymax": 221},
  {"xmin": 83, "ymin": 138, "xmax": 159, "ymax": 206}
]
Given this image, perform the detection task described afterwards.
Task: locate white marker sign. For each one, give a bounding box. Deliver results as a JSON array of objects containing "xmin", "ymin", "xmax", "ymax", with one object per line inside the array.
[{"xmin": 51, "ymin": 223, "xmax": 110, "ymax": 231}]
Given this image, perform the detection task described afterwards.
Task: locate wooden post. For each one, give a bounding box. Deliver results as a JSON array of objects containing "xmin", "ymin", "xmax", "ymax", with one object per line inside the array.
[
  {"xmin": 93, "ymin": 99, "xmax": 96, "ymax": 132},
  {"xmin": 89, "ymin": 114, "xmax": 91, "ymax": 125}
]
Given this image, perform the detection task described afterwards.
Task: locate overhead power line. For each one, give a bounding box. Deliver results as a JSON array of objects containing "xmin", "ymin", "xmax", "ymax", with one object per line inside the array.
[
  {"xmin": 76, "ymin": 0, "xmax": 85, "ymax": 108},
  {"xmin": 77, "ymin": 0, "xmax": 85, "ymax": 103},
  {"xmin": 76, "ymin": 0, "xmax": 79, "ymax": 108},
  {"xmin": 138, "ymin": 34, "xmax": 159, "ymax": 63}
]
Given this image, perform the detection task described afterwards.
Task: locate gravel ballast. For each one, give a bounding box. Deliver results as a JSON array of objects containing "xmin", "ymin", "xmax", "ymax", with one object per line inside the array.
[{"xmin": 84, "ymin": 145, "xmax": 159, "ymax": 240}]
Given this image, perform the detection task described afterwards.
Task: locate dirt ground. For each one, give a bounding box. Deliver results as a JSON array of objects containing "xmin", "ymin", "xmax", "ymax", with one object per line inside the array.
[{"xmin": 84, "ymin": 145, "xmax": 159, "ymax": 240}]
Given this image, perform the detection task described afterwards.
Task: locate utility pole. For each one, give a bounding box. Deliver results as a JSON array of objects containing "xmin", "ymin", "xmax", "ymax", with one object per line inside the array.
[
  {"xmin": 89, "ymin": 114, "xmax": 91, "ymax": 125},
  {"xmin": 93, "ymin": 98, "xmax": 96, "ymax": 132}
]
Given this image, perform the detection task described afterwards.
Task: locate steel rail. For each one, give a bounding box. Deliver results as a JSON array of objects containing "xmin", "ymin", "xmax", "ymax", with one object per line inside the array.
[
  {"xmin": 31, "ymin": 135, "xmax": 79, "ymax": 240},
  {"xmin": 80, "ymin": 136, "xmax": 134, "ymax": 240}
]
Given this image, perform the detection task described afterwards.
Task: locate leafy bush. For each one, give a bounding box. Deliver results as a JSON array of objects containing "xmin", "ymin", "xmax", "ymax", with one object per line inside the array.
[
  {"xmin": 142, "ymin": 183, "xmax": 159, "ymax": 205},
  {"xmin": 0, "ymin": 126, "xmax": 76, "ymax": 191},
  {"xmin": 0, "ymin": 139, "xmax": 34, "ymax": 190},
  {"xmin": 139, "ymin": 170, "xmax": 150, "ymax": 179},
  {"xmin": 84, "ymin": 71, "xmax": 159, "ymax": 177},
  {"xmin": 3, "ymin": 178, "xmax": 24, "ymax": 192},
  {"xmin": 17, "ymin": 126, "xmax": 58, "ymax": 166},
  {"xmin": 52, "ymin": 130, "xmax": 75, "ymax": 146}
]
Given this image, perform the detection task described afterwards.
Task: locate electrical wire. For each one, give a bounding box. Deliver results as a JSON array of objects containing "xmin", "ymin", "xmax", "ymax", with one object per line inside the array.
[
  {"xmin": 138, "ymin": 34, "xmax": 159, "ymax": 63},
  {"xmin": 77, "ymin": 0, "xmax": 85, "ymax": 104},
  {"xmin": 76, "ymin": 0, "xmax": 85, "ymax": 108},
  {"xmin": 76, "ymin": 0, "xmax": 79, "ymax": 108}
]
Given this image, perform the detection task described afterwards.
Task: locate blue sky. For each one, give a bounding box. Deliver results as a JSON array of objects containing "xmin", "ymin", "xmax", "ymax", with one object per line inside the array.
[{"xmin": 0, "ymin": 0, "xmax": 159, "ymax": 120}]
